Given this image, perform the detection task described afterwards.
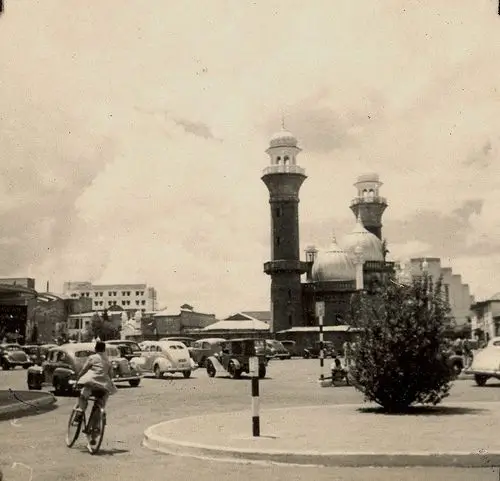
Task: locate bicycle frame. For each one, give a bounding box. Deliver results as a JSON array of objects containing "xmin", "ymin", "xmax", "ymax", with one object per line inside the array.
[{"xmin": 66, "ymin": 394, "xmax": 107, "ymax": 454}]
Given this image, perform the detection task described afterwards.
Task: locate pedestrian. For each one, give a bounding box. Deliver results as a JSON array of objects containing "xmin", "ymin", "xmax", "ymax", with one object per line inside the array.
[{"xmin": 343, "ymin": 340, "xmax": 352, "ymax": 367}]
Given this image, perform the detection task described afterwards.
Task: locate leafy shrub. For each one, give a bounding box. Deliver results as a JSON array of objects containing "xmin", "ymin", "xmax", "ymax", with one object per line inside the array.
[{"xmin": 348, "ymin": 274, "xmax": 454, "ymax": 412}]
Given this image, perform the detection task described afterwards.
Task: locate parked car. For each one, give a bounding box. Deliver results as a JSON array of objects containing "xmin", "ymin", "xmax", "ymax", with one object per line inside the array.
[
  {"xmin": 465, "ymin": 336, "xmax": 500, "ymax": 386},
  {"xmin": 130, "ymin": 340, "xmax": 196, "ymax": 378},
  {"xmin": 106, "ymin": 340, "xmax": 143, "ymax": 361},
  {"xmin": 190, "ymin": 338, "xmax": 226, "ymax": 367},
  {"xmin": 206, "ymin": 338, "xmax": 268, "ymax": 379},
  {"xmin": 1, "ymin": 343, "xmax": 33, "ymax": 370},
  {"xmin": 265, "ymin": 340, "xmax": 291, "ymax": 360},
  {"xmin": 158, "ymin": 337, "xmax": 196, "ymax": 348},
  {"xmin": 26, "ymin": 342, "xmax": 141, "ymax": 394},
  {"xmin": 303, "ymin": 341, "xmax": 336, "ymax": 359},
  {"xmin": 21, "ymin": 344, "xmax": 57, "ymax": 365},
  {"xmin": 280, "ymin": 340, "xmax": 299, "ymax": 357}
]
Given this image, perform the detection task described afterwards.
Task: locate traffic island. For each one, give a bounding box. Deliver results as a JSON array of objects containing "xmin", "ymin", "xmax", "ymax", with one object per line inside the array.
[
  {"xmin": 0, "ymin": 390, "xmax": 57, "ymax": 421},
  {"xmin": 143, "ymin": 402, "xmax": 500, "ymax": 467}
]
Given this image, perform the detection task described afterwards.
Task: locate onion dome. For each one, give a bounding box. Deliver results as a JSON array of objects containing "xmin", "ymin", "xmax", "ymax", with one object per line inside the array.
[
  {"xmin": 269, "ymin": 128, "xmax": 298, "ymax": 148},
  {"xmin": 311, "ymin": 236, "xmax": 356, "ymax": 282},
  {"xmin": 341, "ymin": 216, "xmax": 384, "ymax": 262}
]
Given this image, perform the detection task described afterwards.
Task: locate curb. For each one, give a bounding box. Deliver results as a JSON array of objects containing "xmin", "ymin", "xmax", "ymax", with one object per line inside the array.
[
  {"xmin": 142, "ymin": 431, "xmax": 500, "ymax": 468},
  {"xmin": 142, "ymin": 403, "xmax": 500, "ymax": 467},
  {"xmin": 0, "ymin": 391, "xmax": 57, "ymax": 421}
]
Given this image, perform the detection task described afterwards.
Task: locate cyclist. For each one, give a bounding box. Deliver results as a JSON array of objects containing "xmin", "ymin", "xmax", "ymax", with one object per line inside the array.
[{"xmin": 74, "ymin": 341, "xmax": 117, "ymax": 446}]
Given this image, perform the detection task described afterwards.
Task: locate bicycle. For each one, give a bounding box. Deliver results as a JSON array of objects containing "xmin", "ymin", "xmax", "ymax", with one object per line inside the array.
[{"xmin": 66, "ymin": 388, "xmax": 107, "ymax": 454}]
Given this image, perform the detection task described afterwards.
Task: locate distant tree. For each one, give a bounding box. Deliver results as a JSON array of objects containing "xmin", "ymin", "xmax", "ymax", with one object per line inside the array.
[
  {"xmin": 88, "ymin": 312, "xmax": 120, "ymax": 341},
  {"xmin": 349, "ymin": 273, "xmax": 453, "ymax": 412}
]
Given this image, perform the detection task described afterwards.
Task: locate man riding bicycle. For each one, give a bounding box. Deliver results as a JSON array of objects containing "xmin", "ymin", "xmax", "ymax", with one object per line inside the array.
[{"xmin": 74, "ymin": 341, "xmax": 117, "ymax": 446}]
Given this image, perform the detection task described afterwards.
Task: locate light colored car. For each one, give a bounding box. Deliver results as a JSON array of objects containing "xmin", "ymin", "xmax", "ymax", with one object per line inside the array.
[
  {"xmin": 464, "ymin": 337, "xmax": 500, "ymax": 386},
  {"xmin": 131, "ymin": 340, "xmax": 196, "ymax": 379}
]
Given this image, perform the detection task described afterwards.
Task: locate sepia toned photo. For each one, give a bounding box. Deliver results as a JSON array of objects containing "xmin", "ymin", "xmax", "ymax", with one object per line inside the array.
[{"xmin": 1, "ymin": 2, "xmax": 500, "ymax": 480}]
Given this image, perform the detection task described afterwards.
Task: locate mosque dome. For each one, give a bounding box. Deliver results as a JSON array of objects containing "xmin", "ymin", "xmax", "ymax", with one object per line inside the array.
[
  {"xmin": 311, "ymin": 236, "xmax": 356, "ymax": 282},
  {"xmin": 341, "ymin": 216, "xmax": 384, "ymax": 262},
  {"xmin": 269, "ymin": 128, "xmax": 298, "ymax": 148}
]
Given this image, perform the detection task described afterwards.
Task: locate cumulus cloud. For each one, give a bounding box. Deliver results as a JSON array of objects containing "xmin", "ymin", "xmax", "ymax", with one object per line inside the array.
[{"xmin": 1, "ymin": 0, "xmax": 499, "ymax": 313}]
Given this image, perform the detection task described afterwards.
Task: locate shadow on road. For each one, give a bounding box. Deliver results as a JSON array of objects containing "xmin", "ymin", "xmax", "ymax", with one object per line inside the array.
[
  {"xmin": 79, "ymin": 447, "xmax": 130, "ymax": 456},
  {"xmin": 357, "ymin": 405, "xmax": 488, "ymax": 416}
]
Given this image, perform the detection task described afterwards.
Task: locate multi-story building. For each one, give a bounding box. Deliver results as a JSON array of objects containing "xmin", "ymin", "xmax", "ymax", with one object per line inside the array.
[
  {"xmin": 62, "ymin": 281, "xmax": 158, "ymax": 313},
  {"xmin": 470, "ymin": 293, "xmax": 500, "ymax": 341},
  {"xmin": 405, "ymin": 258, "xmax": 474, "ymax": 330}
]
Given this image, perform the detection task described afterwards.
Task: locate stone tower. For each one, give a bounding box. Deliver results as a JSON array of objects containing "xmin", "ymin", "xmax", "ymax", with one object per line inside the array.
[
  {"xmin": 349, "ymin": 173, "xmax": 387, "ymax": 240},
  {"xmin": 262, "ymin": 127, "xmax": 308, "ymax": 333}
]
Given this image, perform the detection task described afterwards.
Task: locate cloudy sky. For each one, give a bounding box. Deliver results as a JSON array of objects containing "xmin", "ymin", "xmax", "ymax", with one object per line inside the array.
[{"xmin": 0, "ymin": 1, "xmax": 499, "ymax": 317}]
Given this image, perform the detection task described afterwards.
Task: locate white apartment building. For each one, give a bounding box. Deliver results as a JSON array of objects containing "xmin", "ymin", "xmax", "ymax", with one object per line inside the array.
[{"xmin": 62, "ymin": 281, "xmax": 158, "ymax": 313}]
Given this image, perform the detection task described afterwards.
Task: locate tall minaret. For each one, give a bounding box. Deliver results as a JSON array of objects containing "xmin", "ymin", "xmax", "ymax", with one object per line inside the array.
[
  {"xmin": 349, "ymin": 173, "xmax": 387, "ymax": 240},
  {"xmin": 262, "ymin": 125, "xmax": 307, "ymax": 333}
]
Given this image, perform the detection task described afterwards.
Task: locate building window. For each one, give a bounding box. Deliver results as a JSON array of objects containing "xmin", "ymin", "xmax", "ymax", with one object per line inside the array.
[
  {"xmin": 136, "ymin": 300, "xmax": 140, "ymax": 306},
  {"xmin": 141, "ymin": 300, "xmax": 146, "ymax": 306},
  {"xmin": 288, "ymin": 289, "xmax": 292, "ymax": 300},
  {"xmin": 276, "ymin": 236, "xmax": 281, "ymax": 246},
  {"xmin": 288, "ymin": 314, "xmax": 292, "ymax": 326},
  {"xmin": 276, "ymin": 207, "xmax": 282, "ymax": 217},
  {"xmin": 140, "ymin": 291, "xmax": 144, "ymax": 296}
]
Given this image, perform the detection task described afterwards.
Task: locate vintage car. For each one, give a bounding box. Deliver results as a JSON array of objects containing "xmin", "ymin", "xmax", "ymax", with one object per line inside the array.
[
  {"xmin": 303, "ymin": 341, "xmax": 336, "ymax": 359},
  {"xmin": 130, "ymin": 340, "xmax": 196, "ymax": 378},
  {"xmin": 22, "ymin": 344, "xmax": 58, "ymax": 365},
  {"xmin": 206, "ymin": 338, "xmax": 268, "ymax": 379},
  {"xmin": 280, "ymin": 340, "xmax": 299, "ymax": 357},
  {"xmin": 265, "ymin": 339, "xmax": 291, "ymax": 360},
  {"xmin": 1, "ymin": 343, "xmax": 33, "ymax": 370},
  {"xmin": 158, "ymin": 337, "xmax": 196, "ymax": 348},
  {"xmin": 106, "ymin": 340, "xmax": 143, "ymax": 361},
  {"xmin": 190, "ymin": 338, "xmax": 226, "ymax": 367},
  {"xmin": 464, "ymin": 337, "xmax": 500, "ymax": 386},
  {"xmin": 26, "ymin": 342, "xmax": 141, "ymax": 394}
]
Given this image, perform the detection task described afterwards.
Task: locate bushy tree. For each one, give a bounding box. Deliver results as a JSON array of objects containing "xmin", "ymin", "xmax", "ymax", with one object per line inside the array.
[
  {"xmin": 348, "ymin": 274, "xmax": 453, "ymax": 412},
  {"xmin": 88, "ymin": 311, "xmax": 120, "ymax": 341}
]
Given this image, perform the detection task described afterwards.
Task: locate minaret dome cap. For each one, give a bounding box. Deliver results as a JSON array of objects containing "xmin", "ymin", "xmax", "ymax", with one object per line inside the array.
[{"xmin": 269, "ymin": 128, "xmax": 298, "ymax": 148}]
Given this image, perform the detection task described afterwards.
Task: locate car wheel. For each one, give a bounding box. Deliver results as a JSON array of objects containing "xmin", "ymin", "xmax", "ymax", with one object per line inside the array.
[
  {"xmin": 183, "ymin": 370, "xmax": 191, "ymax": 379},
  {"xmin": 154, "ymin": 365, "xmax": 162, "ymax": 379},
  {"xmin": 53, "ymin": 379, "xmax": 63, "ymax": 396},
  {"xmin": 303, "ymin": 353, "xmax": 309, "ymax": 359},
  {"xmin": 2, "ymin": 361, "xmax": 11, "ymax": 371},
  {"xmin": 451, "ymin": 362, "xmax": 463, "ymax": 378},
  {"xmin": 228, "ymin": 361, "xmax": 241, "ymax": 379},
  {"xmin": 475, "ymin": 374, "xmax": 489, "ymax": 387},
  {"xmin": 23, "ymin": 365, "xmax": 30, "ymax": 369},
  {"xmin": 206, "ymin": 360, "xmax": 216, "ymax": 378},
  {"xmin": 258, "ymin": 366, "xmax": 266, "ymax": 379},
  {"xmin": 129, "ymin": 379, "xmax": 140, "ymax": 387}
]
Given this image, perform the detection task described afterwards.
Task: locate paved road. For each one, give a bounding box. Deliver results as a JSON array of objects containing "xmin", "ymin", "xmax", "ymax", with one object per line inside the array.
[{"xmin": 1, "ymin": 359, "xmax": 500, "ymax": 481}]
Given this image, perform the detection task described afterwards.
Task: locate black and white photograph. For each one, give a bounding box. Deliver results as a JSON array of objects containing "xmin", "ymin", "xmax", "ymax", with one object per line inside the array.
[{"xmin": 1, "ymin": 1, "xmax": 500, "ymax": 480}]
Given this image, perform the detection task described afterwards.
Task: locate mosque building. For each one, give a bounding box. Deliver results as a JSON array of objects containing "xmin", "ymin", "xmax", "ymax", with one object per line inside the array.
[{"xmin": 261, "ymin": 127, "xmax": 395, "ymax": 335}]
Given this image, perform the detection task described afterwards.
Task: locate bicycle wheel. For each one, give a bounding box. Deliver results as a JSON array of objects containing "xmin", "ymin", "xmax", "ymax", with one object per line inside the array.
[
  {"xmin": 86, "ymin": 404, "xmax": 106, "ymax": 454},
  {"xmin": 66, "ymin": 409, "xmax": 83, "ymax": 447}
]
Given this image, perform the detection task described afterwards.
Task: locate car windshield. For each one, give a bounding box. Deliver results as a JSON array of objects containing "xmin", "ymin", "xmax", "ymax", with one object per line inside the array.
[
  {"xmin": 3, "ymin": 345, "xmax": 22, "ymax": 351},
  {"xmin": 24, "ymin": 347, "xmax": 39, "ymax": 354},
  {"xmin": 75, "ymin": 350, "xmax": 94, "ymax": 358}
]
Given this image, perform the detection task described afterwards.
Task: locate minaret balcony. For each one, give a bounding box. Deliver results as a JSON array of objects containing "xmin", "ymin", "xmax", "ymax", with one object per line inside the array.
[
  {"xmin": 350, "ymin": 195, "xmax": 387, "ymax": 206},
  {"xmin": 264, "ymin": 260, "xmax": 309, "ymax": 275},
  {"xmin": 262, "ymin": 165, "xmax": 306, "ymax": 176}
]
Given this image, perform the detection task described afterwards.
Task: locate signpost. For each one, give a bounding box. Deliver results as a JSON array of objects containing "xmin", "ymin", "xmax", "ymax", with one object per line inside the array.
[
  {"xmin": 316, "ymin": 302, "xmax": 325, "ymax": 382},
  {"xmin": 249, "ymin": 352, "xmax": 260, "ymax": 437}
]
